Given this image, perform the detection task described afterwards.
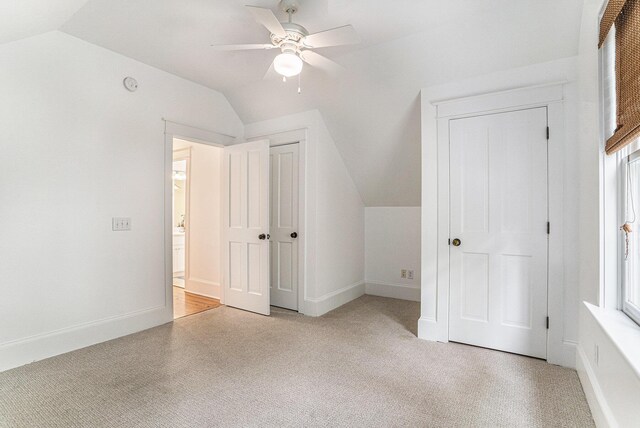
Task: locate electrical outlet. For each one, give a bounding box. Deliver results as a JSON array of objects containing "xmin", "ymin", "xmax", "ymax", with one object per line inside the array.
[
  {"xmin": 112, "ymin": 217, "xmax": 131, "ymax": 231},
  {"xmin": 407, "ymin": 270, "xmax": 414, "ymax": 280},
  {"xmin": 400, "ymin": 269, "xmax": 407, "ymax": 279}
]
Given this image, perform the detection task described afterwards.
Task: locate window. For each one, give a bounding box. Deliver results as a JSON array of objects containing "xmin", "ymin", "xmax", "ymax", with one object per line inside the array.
[
  {"xmin": 623, "ymin": 151, "xmax": 640, "ymax": 325},
  {"xmin": 601, "ymin": 6, "xmax": 640, "ymax": 326}
]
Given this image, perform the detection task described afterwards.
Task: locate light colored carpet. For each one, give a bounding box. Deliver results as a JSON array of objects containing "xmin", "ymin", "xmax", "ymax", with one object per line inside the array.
[{"xmin": 0, "ymin": 295, "xmax": 592, "ymax": 427}]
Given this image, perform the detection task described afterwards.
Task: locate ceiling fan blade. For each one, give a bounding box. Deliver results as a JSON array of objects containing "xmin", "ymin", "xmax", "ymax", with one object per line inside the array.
[
  {"xmin": 210, "ymin": 43, "xmax": 275, "ymax": 51},
  {"xmin": 303, "ymin": 25, "xmax": 360, "ymax": 48},
  {"xmin": 300, "ymin": 50, "xmax": 344, "ymax": 76},
  {"xmin": 246, "ymin": 5, "xmax": 287, "ymax": 38}
]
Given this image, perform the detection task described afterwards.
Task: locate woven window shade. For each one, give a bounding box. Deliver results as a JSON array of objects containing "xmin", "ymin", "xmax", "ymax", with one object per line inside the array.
[
  {"xmin": 603, "ymin": 0, "xmax": 640, "ymax": 155},
  {"xmin": 599, "ymin": 0, "xmax": 627, "ymax": 47}
]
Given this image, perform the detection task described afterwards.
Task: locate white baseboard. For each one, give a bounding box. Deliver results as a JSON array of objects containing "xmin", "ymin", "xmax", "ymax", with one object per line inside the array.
[
  {"xmin": 547, "ymin": 340, "xmax": 577, "ymax": 369},
  {"xmin": 304, "ymin": 280, "xmax": 365, "ymax": 317},
  {"xmin": 365, "ymin": 281, "xmax": 420, "ymax": 301},
  {"xmin": 185, "ymin": 278, "xmax": 220, "ymax": 299},
  {"xmin": 417, "ymin": 316, "xmax": 439, "ymax": 341},
  {"xmin": 576, "ymin": 344, "xmax": 615, "ymax": 428},
  {"xmin": 0, "ymin": 305, "xmax": 172, "ymax": 373}
]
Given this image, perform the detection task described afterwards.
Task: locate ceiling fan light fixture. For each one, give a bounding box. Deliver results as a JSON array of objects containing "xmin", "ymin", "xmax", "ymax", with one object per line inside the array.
[{"xmin": 273, "ymin": 51, "xmax": 303, "ymax": 77}]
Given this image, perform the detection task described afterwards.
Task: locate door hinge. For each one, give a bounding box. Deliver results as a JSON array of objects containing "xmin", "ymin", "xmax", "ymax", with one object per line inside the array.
[
  {"xmin": 546, "ymin": 316, "xmax": 550, "ymax": 329},
  {"xmin": 547, "ymin": 222, "xmax": 550, "ymax": 235},
  {"xmin": 546, "ymin": 126, "xmax": 550, "ymax": 140}
]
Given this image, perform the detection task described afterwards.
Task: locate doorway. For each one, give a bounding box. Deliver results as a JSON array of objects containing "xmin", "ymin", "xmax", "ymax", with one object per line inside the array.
[
  {"xmin": 447, "ymin": 107, "xmax": 549, "ymax": 359},
  {"xmin": 172, "ymin": 138, "xmax": 223, "ymax": 319},
  {"xmin": 164, "ymin": 125, "xmax": 306, "ymax": 319}
]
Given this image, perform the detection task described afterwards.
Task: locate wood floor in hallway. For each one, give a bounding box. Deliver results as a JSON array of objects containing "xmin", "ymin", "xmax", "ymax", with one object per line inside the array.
[{"xmin": 173, "ymin": 286, "xmax": 221, "ymax": 319}]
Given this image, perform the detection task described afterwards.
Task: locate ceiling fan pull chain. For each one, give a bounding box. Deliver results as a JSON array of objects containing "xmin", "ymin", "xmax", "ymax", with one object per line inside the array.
[{"xmin": 298, "ymin": 72, "xmax": 302, "ymax": 94}]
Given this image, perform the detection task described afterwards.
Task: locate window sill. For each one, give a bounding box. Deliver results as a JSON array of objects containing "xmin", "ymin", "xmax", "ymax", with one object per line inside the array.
[{"xmin": 585, "ymin": 302, "xmax": 640, "ymax": 378}]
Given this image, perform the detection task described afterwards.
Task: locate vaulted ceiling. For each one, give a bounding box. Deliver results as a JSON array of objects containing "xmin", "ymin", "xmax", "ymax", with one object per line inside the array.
[{"xmin": 4, "ymin": 0, "xmax": 584, "ymax": 206}]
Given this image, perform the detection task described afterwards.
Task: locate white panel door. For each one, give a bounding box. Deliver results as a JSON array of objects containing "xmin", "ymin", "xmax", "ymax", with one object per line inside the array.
[
  {"xmin": 269, "ymin": 144, "xmax": 299, "ymax": 311},
  {"xmin": 223, "ymin": 140, "xmax": 270, "ymax": 315},
  {"xmin": 449, "ymin": 107, "xmax": 548, "ymax": 359}
]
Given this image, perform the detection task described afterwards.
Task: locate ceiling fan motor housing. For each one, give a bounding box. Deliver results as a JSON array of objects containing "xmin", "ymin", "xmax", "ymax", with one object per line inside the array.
[{"xmin": 270, "ymin": 22, "xmax": 308, "ymax": 52}]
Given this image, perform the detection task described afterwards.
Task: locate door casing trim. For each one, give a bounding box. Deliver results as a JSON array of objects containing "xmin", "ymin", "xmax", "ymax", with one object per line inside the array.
[{"xmin": 419, "ymin": 82, "xmax": 575, "ymax": 367}]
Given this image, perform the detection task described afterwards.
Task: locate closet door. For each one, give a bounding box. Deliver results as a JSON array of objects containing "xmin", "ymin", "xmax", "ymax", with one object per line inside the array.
[
  {"xmin": 448, "ymin": 107, "xmax": 548, "ymax": 359},
  {"xmin": 269, "ymin": 144, "xmax": 299, "ymax": 311}
]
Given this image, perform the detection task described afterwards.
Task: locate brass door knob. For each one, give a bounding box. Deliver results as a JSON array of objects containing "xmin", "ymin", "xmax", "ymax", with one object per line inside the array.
[{"xmin": 452, "ymin": 238, "xmax": 461, "ymax": 247}]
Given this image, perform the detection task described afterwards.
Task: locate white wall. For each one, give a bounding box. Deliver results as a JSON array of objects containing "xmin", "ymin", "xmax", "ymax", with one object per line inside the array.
[
  {"xmin": 365, "ymin": 207, "xmax": 421, "ymax": 301},
  {"xmin": 0, "ymin": 31, "xmax": 243, "ymax": 371},
  {"xmin": 314, "ymin": 116, "xmax": 365, "ymax": 300},
  {"xmin": 574, "ymin": 1, "xmax": 640, "ymax": 426},
  {"xmin": 577, "ymin": 303, "xmax": 640, "ymax": 427},
  {"xmin": 174, "ymin": 139, "xmax": 223, "ymax": 299},
  {"xmin": 244, "ymin": 110, "xmax": 365, "ymax": 316}
]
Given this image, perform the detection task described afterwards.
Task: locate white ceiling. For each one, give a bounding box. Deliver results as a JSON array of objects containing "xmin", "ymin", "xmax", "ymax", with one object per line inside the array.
[
  {"xmin": 0, "ymin": 0, "xmax": 89, "ymax": 44},
  {"xmin": 9, "ymin": 1, "xmax": 585, "ymax": 206}
]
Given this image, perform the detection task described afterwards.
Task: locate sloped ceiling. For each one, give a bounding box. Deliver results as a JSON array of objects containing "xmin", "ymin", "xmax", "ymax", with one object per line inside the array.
[
  {"xmin": 0, "ymin": 1, "xmax": 89, "ymax": 44},
  {"xmin": 16, "ymin": 1, "xmax": 585, "ymax": 205}
]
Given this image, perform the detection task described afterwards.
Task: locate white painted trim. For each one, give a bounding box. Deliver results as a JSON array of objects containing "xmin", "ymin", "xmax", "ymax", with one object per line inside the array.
[
  {"xmin": 163, "ymin": 119, "xmax": 235, "ymax": 146},
  {"xmin": 420, "ymin": 99, "xmax": 439, "ymax": 336},
  {"xmin": 576, "ymin": 344, "xmax": 616, "ymax": 428},
  {"xmin": 547, "ymin": 100, "xmax": 574, "ymax": 367},
  {"xmin": 585, "ymin": 302, "xmax": 640, "ymax": 378},
  {"xmin": 0, "ymin": 305, "xmax": 170, "ymax": 372},
  {"xmin": 435, "ymin": 114, "xmax": 451, "ymax": 344},
  {"xmin": 257, "ymin": 128, "xmax": 307, "ymax": 146},
  {"xmin": 417, "ymin": 317, "xmax": 439, "ymax": 341},
  {"xmin": 421, "ymin": 82, "xmax": 573, "ymax": 366},
  {"xmin": 164, "ymin": 132, "xmax": 175, "ymax": 322},
  {"xmin": 305, "ymin": 281, "xmax": 365, "ymax": 317},
  {"xmin": 365, "ymin": 281, "xmax": 420, "ymax": 302},
  {"xmin": 435, "ymin": 82, "xmax": 566, "ymax": 117}
]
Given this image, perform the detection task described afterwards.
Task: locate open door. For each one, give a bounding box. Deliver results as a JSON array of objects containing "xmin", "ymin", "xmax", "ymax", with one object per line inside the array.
[{"xmin": 223, "ymin": 140, "xmax": 270, "ymax": 315}]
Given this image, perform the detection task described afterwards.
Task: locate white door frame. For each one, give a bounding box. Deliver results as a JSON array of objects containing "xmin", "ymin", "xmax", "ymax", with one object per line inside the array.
[
  {"xmin": 163, "ymin": 119, "xmax": 234, "ymax": 316},
  {"xmin": 247, "ymin": 129, "xmax": 307, "ymax": 314},
  {"xmin": 419, "ymin": 83, "xmax": 573, "ymax": 366}
]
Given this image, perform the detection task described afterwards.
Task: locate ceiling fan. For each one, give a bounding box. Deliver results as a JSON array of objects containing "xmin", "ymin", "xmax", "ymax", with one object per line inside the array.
[{"xmin": 211, "ymin": 0, "xmax": 360, "ymax": 80}]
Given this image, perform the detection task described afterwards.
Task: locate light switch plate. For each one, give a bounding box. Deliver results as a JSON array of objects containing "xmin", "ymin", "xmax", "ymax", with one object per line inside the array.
[
  {"xmin": 112, "ymin": 217, "xmax": 131, "ymax": 231},
  {"xmin": 407, "ymin": 270, "xmax": 414, "ymax": 280}
]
